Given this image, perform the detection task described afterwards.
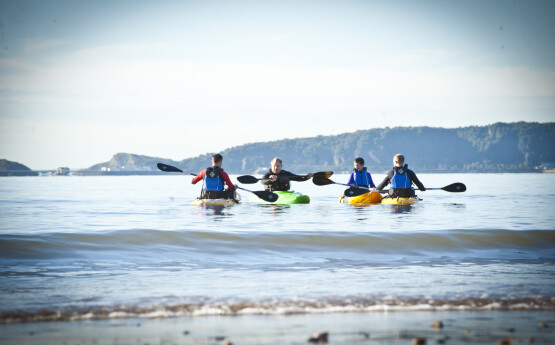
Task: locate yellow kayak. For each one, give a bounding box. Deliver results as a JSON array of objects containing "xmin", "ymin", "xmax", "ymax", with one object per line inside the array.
[
  {"xmin": 380, "ymin": 196, "xmax": 420, "ymax": 205},
  {"xmin": 192, "ymin": 193, "xmax": 241, "ymax": 205},
  {"xmin": 340, "ymin": 191, "xmax": 382, "ymax": 205},
  {"xmin": 340, "ymin": 191, "xmax": 420, "ymax": 205}
]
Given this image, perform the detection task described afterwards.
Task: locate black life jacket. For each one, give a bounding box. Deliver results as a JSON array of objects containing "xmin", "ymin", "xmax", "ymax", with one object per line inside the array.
[{"xmin": 265, "ymin": 170, "xmax": 291, "ymax": 192}]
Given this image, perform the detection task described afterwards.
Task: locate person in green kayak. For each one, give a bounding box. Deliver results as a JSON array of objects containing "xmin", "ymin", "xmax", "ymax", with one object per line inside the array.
[
  {"xmin": 261, "ymin": 157, "xmax": 313, "ymax": 192},
  {"xmin": 376, "ymin": 153, "xmax": 426, "ymax": 197},
  {"xmin": 192, "ymin": 154, "xmax": 237, "ymax": 199}
]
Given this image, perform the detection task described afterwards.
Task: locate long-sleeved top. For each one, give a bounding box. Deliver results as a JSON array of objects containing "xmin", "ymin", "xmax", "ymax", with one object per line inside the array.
[
  {"xmin": 261, "ymin": 169, "xmax": 310, "ymax": 191},
  {"xmin": 347, "ymin": 168, "xmax": 376, "ymax": 188},
  {"xmin": 376, "ymin": 165, "xmax": 425, "ymax": 191}
]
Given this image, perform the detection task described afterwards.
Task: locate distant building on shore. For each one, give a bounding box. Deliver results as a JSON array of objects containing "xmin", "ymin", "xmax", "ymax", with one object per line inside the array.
[{"xmin": 56, "ymin": 167, "xmax": 70, "ymax": 176}]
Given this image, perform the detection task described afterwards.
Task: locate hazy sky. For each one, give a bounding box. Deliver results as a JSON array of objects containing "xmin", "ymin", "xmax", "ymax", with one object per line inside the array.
[{"xmin": 1, "ymin": 0, "xmax": 554, "ymax": 169}]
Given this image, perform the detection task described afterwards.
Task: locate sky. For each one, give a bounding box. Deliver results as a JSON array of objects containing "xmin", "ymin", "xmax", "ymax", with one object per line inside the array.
[{"xmin": 1, "ymin": 0, "xmax": 554, "ymax": 169}]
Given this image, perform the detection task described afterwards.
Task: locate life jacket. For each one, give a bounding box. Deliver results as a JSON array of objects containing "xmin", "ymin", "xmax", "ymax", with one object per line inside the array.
[
  {"xmin": 351, "ymin": 167, "xmax": 370, "ymax": 187},
  {"xmin": 389, "ymin": 164, "xmax": 414, "ymax": 197},
  {"xmin": 202, "ymin": 167, "xmax": 224, "ymax": 191},
  {"xmin": 265, "ymin": 170, "xmax": 291, "ymax": 192}
]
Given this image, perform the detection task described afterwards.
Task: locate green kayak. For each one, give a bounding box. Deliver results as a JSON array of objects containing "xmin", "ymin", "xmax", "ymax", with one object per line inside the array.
[{"xmin": 250, "ymin": 191, "xmax": 310, "ymax": 204}]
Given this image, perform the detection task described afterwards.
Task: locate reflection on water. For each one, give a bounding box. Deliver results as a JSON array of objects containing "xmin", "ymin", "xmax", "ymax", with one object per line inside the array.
[
  {"xmin": 260, "ymin": 204, "xmax": 291, "ymax": 215},
  {"xmin": 389, "ymin": 205, "xmax": 414, "ymax": 214},
  {"xmin": 193, "ymin": 205, "xmax": 233, "ymax": 218}
]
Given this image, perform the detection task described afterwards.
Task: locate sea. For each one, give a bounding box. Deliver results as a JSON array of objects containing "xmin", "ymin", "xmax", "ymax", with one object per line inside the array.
[{"xmin": 0, "ymin": 173, "xmax": 554, "ymax": 333}]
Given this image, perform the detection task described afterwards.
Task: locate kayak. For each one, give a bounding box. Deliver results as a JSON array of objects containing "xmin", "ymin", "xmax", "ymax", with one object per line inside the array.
[
  {"xmin": 340, "ymin": 191, "xmax": 382, "ymax": 205},
  {"xmin": 250, "ymin": 191, "xmax": 310, "ymax": 204},
  {"xmin": 340, "ymin": 191, "xmax": 420, "ymax": 205},
  {"xmin": 192, "ymin": 193, "xmax": 241, "ymax": 205},
  {"xmin": 380, "ymin": 196, "xmax": 420, "ymax": 205}
]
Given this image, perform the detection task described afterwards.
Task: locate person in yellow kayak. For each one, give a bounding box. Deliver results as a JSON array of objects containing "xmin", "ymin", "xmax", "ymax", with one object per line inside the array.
[
  {"xmin": 261, "ymin": 157, "xmax": 313, "ymax": 192},
  {"xmin": 376, "ymin": 154, "xmax": 426, "ymax": 197},
  {"xmin": 348, "ymin": 157, "xmax": 376, "ymax": 189},
  {"xmin": 192, "ymin": 154, "xmax": 237, "ymax": 199}
]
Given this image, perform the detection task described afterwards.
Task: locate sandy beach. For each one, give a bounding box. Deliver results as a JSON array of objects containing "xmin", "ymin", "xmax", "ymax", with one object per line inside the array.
[{"xmin": 1, "ymin": 311, "xmax": 553, "ymax": 345}]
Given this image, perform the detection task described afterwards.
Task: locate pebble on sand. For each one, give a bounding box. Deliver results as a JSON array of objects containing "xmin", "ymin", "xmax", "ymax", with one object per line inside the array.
[
  {"xmin": 430, "ymin": 320, "xmax": 444, "ymax": 329},
  {"xmin": 412, "ymin": 337, "xmax": 426, "ymax": 345},
  {"xmin": 307, "ymin": 332, "xmax": 329, "ymax": 343}
]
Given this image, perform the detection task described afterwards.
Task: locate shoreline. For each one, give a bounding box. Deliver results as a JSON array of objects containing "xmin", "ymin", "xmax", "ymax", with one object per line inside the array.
[
  {"xmin": 1, "ymin": 169, "xmax": 554, "ymax": 177},
  {"xmin": 2, "ymin": 295, "xmax": 554, "ymax": 324},
  {"xmin": 1, "ymin": 310, "xmax": 553, "ymax": 345}
]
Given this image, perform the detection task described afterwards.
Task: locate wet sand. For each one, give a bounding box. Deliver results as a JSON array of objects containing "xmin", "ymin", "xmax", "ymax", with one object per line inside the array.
[{"xmin": 1, "ymin": 311, "xmax": 553, "ymax": 345}]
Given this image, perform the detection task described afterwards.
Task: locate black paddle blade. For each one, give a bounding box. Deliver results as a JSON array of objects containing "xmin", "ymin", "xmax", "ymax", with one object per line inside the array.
[
  {"xmin": 157, "ymin": 163, "xmax": 183, "ymax": 173},
  {"xmin": 313, "ymin": 176, "xmax": 335, "ymax": 186},
  {"xmin": 313, "ymin": 171, "xmax": 333, "ymax": 179},
  {"xmin": 442, "ymin": 182, "xmax": 466, "ymax": 192},
  {"xmin": 237, "ymin": 175, "xmax": 260, "ymax": 184},
  {"xmin": 253, "ymin": 190, "xmax": 279, "ymax": 202},
  {"xmin": 343, "ymin": 188, "xmax": 369, "ymax": 197}
]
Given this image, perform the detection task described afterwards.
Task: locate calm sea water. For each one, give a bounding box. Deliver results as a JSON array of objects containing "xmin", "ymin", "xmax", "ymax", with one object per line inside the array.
[{"xmin": 0, "ymin": 173, "xmax": 554, "ymax": 323}]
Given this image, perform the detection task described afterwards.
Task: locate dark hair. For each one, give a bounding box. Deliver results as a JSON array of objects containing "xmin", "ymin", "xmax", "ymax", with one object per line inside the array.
[
  {"xmin": 354, "ymin": 157, "xmax": 365, "ymax": 165},
  {"xmin": 212, "ymin": 154, "xmax": 223, "ymax": 163}
]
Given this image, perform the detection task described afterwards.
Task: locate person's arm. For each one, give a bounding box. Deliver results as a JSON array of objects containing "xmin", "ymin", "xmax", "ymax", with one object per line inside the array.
[
  {"xmin": 347, "ymin": 173, "xmax": 355, "ymax": 186},
  {"xmin": 220, "ymin": 170, "xmax": 236, "ymax": 190},
  {"xmin": 260, "ymin": 171, "xmax": 273, "ymax": 186},
  {"xmin": 285, "ymin": 171, "xmax": 311, "ymax": 182},
  {"xmin": 376, "ymin": 170, "xmax": 393, "ymax": 190},
  {"xmin": 367, "ymin": 172, "xmax": 376, "ymax": 188},
  {"xmin": 191, "ymin": 169, "xmax": 206, "ymax": 184},
  {"xmin": 408, "ymin": 170, "xmax": 426, "ymax": 191}
]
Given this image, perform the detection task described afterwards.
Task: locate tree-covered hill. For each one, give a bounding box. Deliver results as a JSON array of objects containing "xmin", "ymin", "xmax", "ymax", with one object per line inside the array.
[{"xmin": 84, "ymin": 122, "xmax": 555, "ymax": 174}]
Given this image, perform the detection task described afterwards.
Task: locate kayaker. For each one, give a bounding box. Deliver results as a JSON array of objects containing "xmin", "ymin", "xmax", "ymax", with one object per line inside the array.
[
  {"xmin": 261, "ymin": 157, "xmax": 313, "ymax": 192},
  {"xmin": 348, "ymin": 157, "xmax": 376, "ymax": 189},
  {"xmin": 192, "ymin": 154, "xmax": 237, "ymax": 199},
  {"xmin": 375, "ymin": 154, "xmax": 426, "ymax": 197}
]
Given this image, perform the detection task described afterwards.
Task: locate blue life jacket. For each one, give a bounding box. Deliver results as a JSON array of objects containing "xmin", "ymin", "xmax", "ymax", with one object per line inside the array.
[
  {"xmin": 352, "ymin": 168, "xmax": 371, "ymax": 187},
  {"xmin": 203, "ymin": 167, "xmax": 224, "ymax": 191},
  {"xmin": 391, "ymin": 165, "xmax": 411, "ymax": 189}
]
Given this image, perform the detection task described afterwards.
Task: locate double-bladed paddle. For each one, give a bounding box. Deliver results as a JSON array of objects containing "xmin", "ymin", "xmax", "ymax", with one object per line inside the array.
[
  {"xmin": 425, "ymin": 182, "xmax": 466, "ymax": 192},
  {"xmin": 156, "ymin": 163, "xmax": 279, "ymax": 203},
  {"xmin": 315, "ymin": 176, "xmax": 465, "ymax": 194},
  {"xmin": 157, "ymin": 163, "xmax": 194, "ymax": 175},
  {"xmin": 314, "ymin": 176, "xmax": 374, "ymax": 197},
  {"xmin": 238, "ymin": 171, "xmax": 333, "ymax": 184},
  {"xmin": 313, "ymin": 176, "xmax": 358, "ymax": 188},
  {"xmin": 342, "ymin": 182, "xmax": 467, "ymax": 197}
]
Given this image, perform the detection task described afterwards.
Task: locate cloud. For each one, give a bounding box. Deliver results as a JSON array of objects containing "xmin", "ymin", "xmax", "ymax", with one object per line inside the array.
[
  {"xmin": 23, "ymin": 39, "xmax": 66, "ymax": 53},
  {"xmin": 391, "ymin": 49, "xmax": 461, "ymax": 67}
]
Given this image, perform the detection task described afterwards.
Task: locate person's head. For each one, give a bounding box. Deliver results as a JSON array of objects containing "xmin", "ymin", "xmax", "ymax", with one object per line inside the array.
[
  {"xmin": 212, "ymin": 154, "xmax": 223, "ymax": 167},
  {"xmin": 271, "ymin": 157, "xmax": 282, "ymax": 174},
  {"xmin": 393, "ymin": 154, "xmax": 405, "ymax": 167},
  {"xmin": 353, "ymin": 157, "xmax": 365, "ymax": 172}
]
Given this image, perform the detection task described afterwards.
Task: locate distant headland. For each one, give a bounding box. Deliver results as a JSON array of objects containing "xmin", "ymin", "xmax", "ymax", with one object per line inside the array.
[
  {"xmin": 0, "ymin": 159, "xmax": 39, "ymax": 176},
  {"xmin": 2, "ymin": 122, "xmax": 554, "ymax": 176}
]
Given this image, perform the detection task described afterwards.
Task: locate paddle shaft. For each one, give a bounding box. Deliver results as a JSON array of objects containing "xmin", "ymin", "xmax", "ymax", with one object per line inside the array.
[{"xmin": 238, "ymin": 171, "xmax": 332, "ymax": 184}]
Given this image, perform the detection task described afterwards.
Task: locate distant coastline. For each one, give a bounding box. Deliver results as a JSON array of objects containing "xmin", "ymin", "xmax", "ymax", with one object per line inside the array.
[
  {"xmin": 77, "ymin": 122, "xmax": 555, "ymax": 175},
  {"xmin": 2, "ymin": 122, "xmax": 554, "ymax": 175}
]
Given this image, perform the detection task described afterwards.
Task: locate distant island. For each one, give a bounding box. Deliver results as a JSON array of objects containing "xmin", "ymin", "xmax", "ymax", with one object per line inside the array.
[
  {"xmin": 0, "ymin": 159, "xmax": 38, "ymax": 176},
  {"xmin": 74, "ymin": 122, "xmax": 555, "ymax": 175}
]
